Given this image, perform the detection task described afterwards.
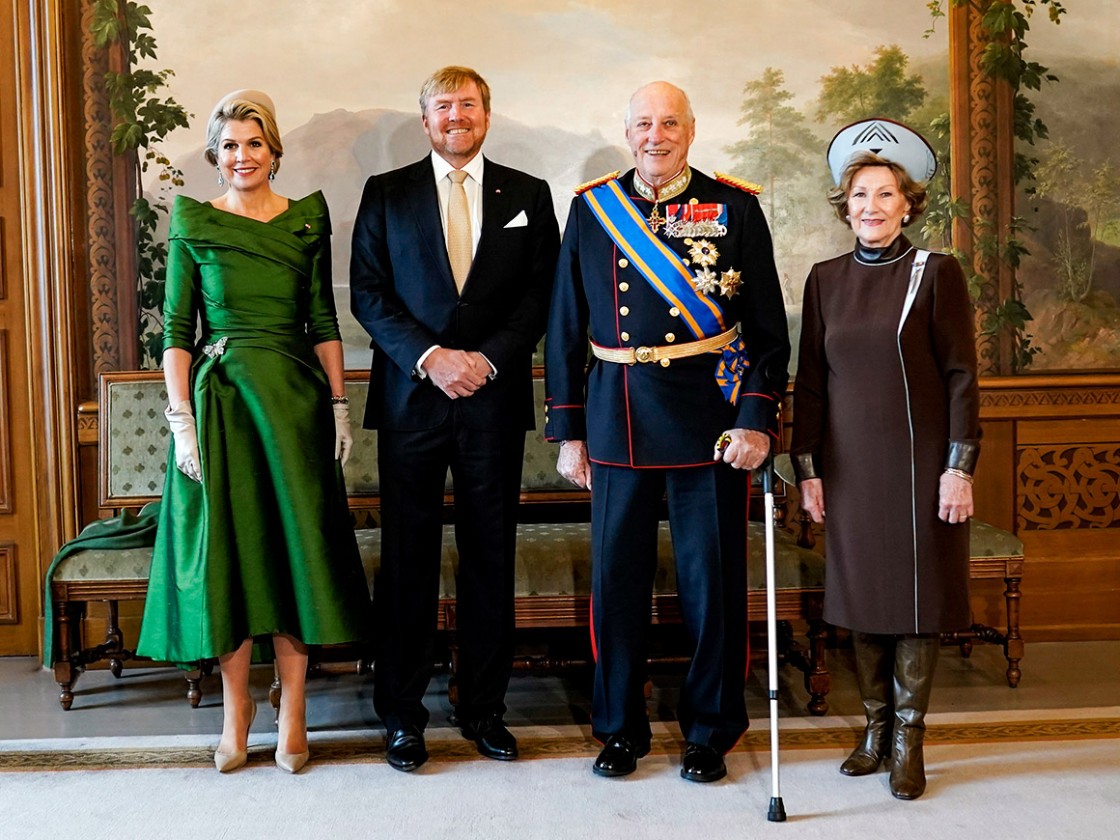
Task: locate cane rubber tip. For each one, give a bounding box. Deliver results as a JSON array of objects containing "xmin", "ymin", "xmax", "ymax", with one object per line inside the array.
[{"xmin": 768, "ymin": 797, "xmax": 787, "ymax": 822}]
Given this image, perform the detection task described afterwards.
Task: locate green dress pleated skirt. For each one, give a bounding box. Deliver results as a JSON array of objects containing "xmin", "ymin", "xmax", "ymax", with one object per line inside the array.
[{"xmin": 137, "ymin": 192, "xmax": 372, "ymax": 664}]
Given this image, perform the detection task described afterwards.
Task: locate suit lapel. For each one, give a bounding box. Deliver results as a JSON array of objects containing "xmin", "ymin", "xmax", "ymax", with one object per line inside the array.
[
  {"xmin": 456, "ymin": 157, "xmax": 508, "ymax": 295},
  {"xmin": 478, "ymin": 161, "xmax": 511, "ymax": 255},
  {"xmin": 405, "ymin": 159, "xmax": 456, "ymax": 290}
]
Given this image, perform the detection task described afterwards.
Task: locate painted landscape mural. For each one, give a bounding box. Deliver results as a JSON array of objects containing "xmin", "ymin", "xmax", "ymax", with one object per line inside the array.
[{"xmin": 133, "ymin": 0, "xmax": 1119, "ymax": 372}]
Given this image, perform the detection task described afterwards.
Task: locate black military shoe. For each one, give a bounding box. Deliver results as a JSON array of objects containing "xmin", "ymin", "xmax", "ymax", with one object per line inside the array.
[
  {"xmin": 385, "ymin": 725, "xmax": 428, "ymax": 772},
  {"xmin": 462, "ymin": 714, "xmax": 519, "ymax": 761},
  {"xmin": 680, "ymin": 742, "xmax": 727, "ymax": 783},
  {"xmin": 592, "ymin": 735, "xmax": 650, "ymax": 778}
]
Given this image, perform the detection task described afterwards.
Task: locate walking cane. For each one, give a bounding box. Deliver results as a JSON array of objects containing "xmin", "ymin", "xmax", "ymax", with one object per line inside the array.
[{"xmin": 760, "ymin": 454, "xmax": 787, "ymax": 821}]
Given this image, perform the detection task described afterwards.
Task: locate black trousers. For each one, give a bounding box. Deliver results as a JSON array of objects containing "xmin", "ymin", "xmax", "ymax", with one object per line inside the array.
[
  {"xmin": 589, "ymin": 461, "xmax": 750, "ymax": 753},
  {"xmin": 373, "ymin": 412, "xmax": 524, "ymax": 732}
]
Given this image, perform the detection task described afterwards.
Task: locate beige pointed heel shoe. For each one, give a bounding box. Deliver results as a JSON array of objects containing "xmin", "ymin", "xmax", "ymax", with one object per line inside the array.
[
  {"xmin": 214, "ymin": 702, "xmax": 257, "ymax": 773},
  {"xmin": 275, "ymin": 748, "xmax": 310, "ymax": 774}
]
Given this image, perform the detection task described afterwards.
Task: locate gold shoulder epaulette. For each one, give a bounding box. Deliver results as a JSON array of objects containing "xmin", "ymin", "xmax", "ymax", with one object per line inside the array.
[
  {"xmin": 573, "ymin": 170, "xmax": 621, "ymax": 195},
  {"xmin": 714, "ymin": 172, "xmax": 763, "ymax": 195}
]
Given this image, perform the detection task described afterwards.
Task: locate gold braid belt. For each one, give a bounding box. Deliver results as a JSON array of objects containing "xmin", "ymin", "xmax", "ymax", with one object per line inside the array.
[{"xmin": 590, "ymin": 326, "xmax": 739, "ymax": 365}]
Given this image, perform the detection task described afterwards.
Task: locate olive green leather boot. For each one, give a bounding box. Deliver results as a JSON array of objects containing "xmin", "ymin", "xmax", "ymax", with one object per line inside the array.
[
  {"xmin": 840, "ymin": 631, "xmax": 895, "ymax": 776},
  {"xmin": 889, "ymin": 635, "xmax": 940, "ymax": 799}
]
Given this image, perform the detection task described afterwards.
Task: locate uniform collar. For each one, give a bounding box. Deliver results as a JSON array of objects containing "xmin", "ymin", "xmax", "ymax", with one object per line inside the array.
[{"xmin": 632, "ymin": 166, "xmax": 691, "ymax": 203}]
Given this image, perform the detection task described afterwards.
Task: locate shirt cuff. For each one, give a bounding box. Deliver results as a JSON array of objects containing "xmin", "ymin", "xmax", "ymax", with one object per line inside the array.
[
  {"xmin": 414, "ymin": 345, "xmax": 440, "ymax": 380},
  {"xmin": 478, "ymin": 352, "xmax": 497, "ymax": 380}
]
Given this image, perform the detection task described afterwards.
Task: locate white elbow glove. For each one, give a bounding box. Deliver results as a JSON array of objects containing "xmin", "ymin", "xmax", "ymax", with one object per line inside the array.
[
  {"xmin": 333, "ymin": 402, "xmax": 353, "ymax": 467},
  {"xmin": 165, "ymin": 400, "xmax": 202, "ymax": 483}
]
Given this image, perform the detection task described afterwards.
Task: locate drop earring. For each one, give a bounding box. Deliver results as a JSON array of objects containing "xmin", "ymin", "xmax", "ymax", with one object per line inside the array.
[
  {"xmin": 268, "ymin": 160, "xmax": 276, "ymax": 182},
  {"xmin": 903, "ymin": 213, "xmax": 911, "ymax": 225},
  {"xmin": 216, "ymin": 166, "xmax": 224, "ymax": 187}
]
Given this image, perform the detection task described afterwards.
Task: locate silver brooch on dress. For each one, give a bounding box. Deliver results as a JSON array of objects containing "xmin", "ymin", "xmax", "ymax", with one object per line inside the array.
[{"xmin": 202, "ymin": 336, "xmax": 228, "ymax": 359}]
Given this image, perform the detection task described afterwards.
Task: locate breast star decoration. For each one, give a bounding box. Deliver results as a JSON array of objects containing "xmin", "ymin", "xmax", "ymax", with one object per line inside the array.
[
  {"xmin": 719, "ymin": 268, "xmax": 742, "ymax": 298},
  {"xmin": 687, "ymin": 239, "xmax": 720, "ymax": 267},
  {"xmin": 692, "ymin": 266, "xmax": 719, "ymax": 295}
]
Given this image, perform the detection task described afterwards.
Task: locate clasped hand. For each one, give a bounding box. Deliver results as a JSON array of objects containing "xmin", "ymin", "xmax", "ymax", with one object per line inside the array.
[
  {"xmin": 712, "ymin": 428, "xmax": 770, "ymax": 471},
  {"xmin": 557, "ymin": 440, "xmax": 592, "ymax": 490},
  {"xmin": 422, "ymin": 348, "xmax": 491, "ymax": 399}
]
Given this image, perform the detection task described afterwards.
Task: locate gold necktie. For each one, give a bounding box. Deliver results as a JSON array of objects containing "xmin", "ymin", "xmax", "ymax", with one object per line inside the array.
[{"xmin": 447, "ymin": 170, "xmax": 472, "ymax": 293}]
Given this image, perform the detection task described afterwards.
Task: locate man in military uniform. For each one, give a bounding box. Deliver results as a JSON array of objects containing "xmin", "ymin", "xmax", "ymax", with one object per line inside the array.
[{"xmin": 544, "ymin": 81, "xmax": 790, "ymax": 782}]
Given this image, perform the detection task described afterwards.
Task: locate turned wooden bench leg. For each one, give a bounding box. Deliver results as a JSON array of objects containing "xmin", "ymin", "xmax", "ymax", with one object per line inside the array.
[
  {"xmin": 270, "ymin": 665, "xmax": 282, "ymax": 720},
  {"xmin": 53, "ymin": 599, "xmax": 78, "ymax": 710},
  {"xmin": 184, "ymin": 660, "xmax": 212, "ymax": 708},
  {"xmin": 804, "ymin": 618, "xmax": 830, "ymax": 716},
  {"xmin": 1004, "ymin": 573, "xmax": 1024, "ymax": 688},
  {"xmin": 104, "ymin": 600, "xmax": 128, "ymax": 678}
]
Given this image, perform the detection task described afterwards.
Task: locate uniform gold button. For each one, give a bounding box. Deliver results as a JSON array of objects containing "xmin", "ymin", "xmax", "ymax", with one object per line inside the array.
[
  {"xmin": 684, "ymin": 238, "xmax": 694, "ymax": 245},
  {"xmin": 620, "ymin": 306, "xmax": 630, "ymax": 316},
  {"xmin": 619, "ymin": 282, "xmax": 630, "ymax": 292},
  {"xmin": 665, "ymin": 333, "xmax": 676, "ymax": 343},
  {"xmin": 620, "ymin": 331, "xmax": 630, "ymax": 341},
  {"xmin": 669, "ymin": 307, "xmax": 681, "ymax": 317},
  {"xmin": 689, "ymin": 197, "xmax": 699, "ymax": 205},
  {"xmin": 618, "ymin": 258, "xmax": 629, "ymax": 268},
  {"xmin": 682, "ymin": 259, "xmax": 691, "ymax": 266},
  {"xmin": 660, "ymin": 359, "xmax": 671, "ymax": 367}
]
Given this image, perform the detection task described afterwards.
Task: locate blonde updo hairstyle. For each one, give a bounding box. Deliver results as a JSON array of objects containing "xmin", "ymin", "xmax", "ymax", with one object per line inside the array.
[
  {"xmin": 204, "ymin": 95, "xmax": 284, "ymax": 175},
  {"xmin": 826, "ymin": 151, "xmax": 927, "ymax": 227}
]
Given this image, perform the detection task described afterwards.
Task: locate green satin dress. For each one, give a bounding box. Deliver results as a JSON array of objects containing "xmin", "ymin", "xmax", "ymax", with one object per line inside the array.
[{"xmin": 136, "ymin": 192, "xmax": 371, "ymax": 664}]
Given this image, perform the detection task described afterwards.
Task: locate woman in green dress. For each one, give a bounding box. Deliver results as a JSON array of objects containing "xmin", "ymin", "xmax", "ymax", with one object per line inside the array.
[{"xmin": 136, "ymin": 90, "xmax": 371, "ymax": 774}]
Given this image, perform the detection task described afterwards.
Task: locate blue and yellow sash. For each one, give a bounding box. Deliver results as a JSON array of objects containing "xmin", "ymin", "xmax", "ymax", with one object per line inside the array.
[{"xmin": 583, "ymin": 179, "xmax": 726, "ymax": 340}]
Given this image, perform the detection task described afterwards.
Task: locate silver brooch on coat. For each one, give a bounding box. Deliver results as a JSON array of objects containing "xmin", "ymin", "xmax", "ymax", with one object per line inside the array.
[{"xmin": 202, "ymin": 336, "xmax": 228, "ymax": 359}]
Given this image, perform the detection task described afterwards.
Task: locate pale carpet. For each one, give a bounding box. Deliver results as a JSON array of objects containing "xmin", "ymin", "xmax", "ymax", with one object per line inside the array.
[{"xmin": 1, "ymin": 711, "xmax": 1117, "ymax": 840}]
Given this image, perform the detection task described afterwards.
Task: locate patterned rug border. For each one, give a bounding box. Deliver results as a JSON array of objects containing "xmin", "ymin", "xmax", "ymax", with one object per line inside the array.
[{"xmin": 2, "ymin": 717, "xmax": 1117, "ymax": 772}]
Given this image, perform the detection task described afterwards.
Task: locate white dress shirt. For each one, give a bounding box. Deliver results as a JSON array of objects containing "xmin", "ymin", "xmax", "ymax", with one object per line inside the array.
[
  {"xmin": 415, "ymin": 151, "xmax": 494, "ymax": 379},
  {"xmin": 431, "ymin": 150, "xmax": 484, "ymax": 257}
]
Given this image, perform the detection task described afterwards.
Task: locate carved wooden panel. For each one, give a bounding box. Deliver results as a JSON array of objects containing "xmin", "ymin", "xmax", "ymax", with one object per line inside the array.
[
  {"xmin": 0, "ymin": 543, "xmax": 16, "ymax": 624},
  {"xmin": 0, "ymin": 330, "xmax": 10, "ymax": 513},
  {"xmin": 1017, "ymin": 444, "xmax": 1120, "ymax": 530},
  {"xmin": 81, "ymin": 0, "xmax": 123, "ymax": 373}
]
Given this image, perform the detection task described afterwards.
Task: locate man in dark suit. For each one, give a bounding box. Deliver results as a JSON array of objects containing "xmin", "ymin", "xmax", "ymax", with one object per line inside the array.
[
  {"xmin": 545, "ymin": 81, "xmax": 790, "ymax": 782},
  {"xmin": 350, "ymin": 66, "xmax": 560, "ymax": 772}
]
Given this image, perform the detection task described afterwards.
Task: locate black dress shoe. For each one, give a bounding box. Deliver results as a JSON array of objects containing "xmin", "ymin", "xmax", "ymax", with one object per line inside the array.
[
  {"xmin": 462, "ymin": 715, "xmax": 519, "ymax": 761},
  {"xmin": 593, "ymin": 735, "xmax": 650, "ymax": 778},
  {"xmin": 680, "ymin": 742, "xmax": 727, "ymax": 783},
  {"xmin": 386, "ymin": 726, "xmax": 428, "ymax": 772}
]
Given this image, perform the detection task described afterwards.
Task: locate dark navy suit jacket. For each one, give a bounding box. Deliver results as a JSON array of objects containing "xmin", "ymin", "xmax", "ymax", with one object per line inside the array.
[
  {"xmin": 350, "ymin": 156, "xmax": 559, "ymax": 432},
  {"xmin": 544, "ymin": 168, "xmax": 790, "ymax": 467}
]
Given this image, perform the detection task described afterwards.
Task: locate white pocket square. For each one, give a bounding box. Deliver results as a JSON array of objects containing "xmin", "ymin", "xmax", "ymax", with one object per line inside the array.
[{"xmin": 504, "ymin": 210, "xmax": 528, "ymax": 228}]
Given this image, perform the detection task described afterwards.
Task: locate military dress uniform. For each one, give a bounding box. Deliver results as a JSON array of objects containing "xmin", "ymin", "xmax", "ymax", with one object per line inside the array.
[{"xmin": 544, "ymin": 167, "xmax": 790, "ymax": 753}]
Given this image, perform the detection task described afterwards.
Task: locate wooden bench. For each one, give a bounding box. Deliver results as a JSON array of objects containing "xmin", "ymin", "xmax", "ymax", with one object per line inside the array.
[{"xmin": 48, "ymin": 372, "xmax": 832, "ymax": 713}]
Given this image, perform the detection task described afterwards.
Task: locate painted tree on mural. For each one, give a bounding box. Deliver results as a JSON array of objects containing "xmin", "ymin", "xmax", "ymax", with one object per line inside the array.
[
  {"xmin": 1035, "ymin": 145, "xmax": 1120, "ymax": 304},
  {"xmin": 725, "ymin": 68, "xmax": 818, "ymax": 225},
  {"xmin": 724, "ymin": 67, "xmax": 826, "ymax": 302},
  {"xmin": 815, "ymin": 45, "xmax": 927, "ymax": 124}
]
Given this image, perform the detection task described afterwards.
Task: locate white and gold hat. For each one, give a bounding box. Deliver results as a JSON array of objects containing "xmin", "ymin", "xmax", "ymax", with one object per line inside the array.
[{"xmin": 827, "ymin": 118, "xmax": 936, "ymax": 185}]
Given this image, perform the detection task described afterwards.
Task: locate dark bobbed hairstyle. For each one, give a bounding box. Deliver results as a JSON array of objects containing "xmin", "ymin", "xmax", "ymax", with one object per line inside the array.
[
  {"xmin": 204, "ymin": 97, "xmax": 283, "ymax": 174},
  {"xmin": 419, "ymin": 65, "xmax": 492, "ymax": 115},
  {"xmin": 826, "ymin": 151, "xmax": 928, "ymax": 226}
]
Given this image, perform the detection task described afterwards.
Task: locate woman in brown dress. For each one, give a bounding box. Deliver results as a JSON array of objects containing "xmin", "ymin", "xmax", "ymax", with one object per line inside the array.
[{"xmin": 791, "ymin": 119, "xmax": 980, "ymax": 800}]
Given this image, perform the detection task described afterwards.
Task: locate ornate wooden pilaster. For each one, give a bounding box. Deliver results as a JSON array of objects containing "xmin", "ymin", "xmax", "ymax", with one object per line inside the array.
[
  {"xmin": 80, "ymin": 0, "xmax": 137, "ymax": 375},
  {"xmin": 949, "ymin": 0, "xmax": 1017, "ymax": 376}
]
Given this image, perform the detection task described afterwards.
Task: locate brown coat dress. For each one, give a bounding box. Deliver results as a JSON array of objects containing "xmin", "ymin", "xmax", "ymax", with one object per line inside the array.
[{"xmin": 791, "ymin": 240, "xmax": 980, "ymax": 634}]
